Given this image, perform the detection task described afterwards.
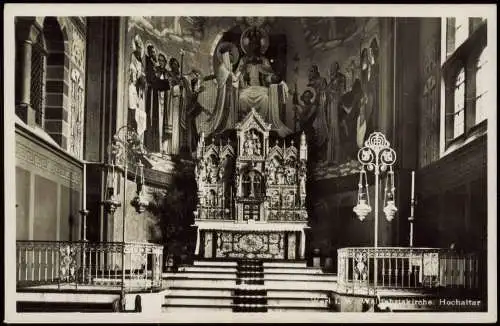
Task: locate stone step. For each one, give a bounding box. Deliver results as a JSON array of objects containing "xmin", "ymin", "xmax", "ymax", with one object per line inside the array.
[
  {"xmin": 267, "ymin": 306, "xmax": 332, "ymax": 313},
  {"xmin": 164, "ymin": 296, "xmax": 234, "ymax": 306},
  {"xmin": 163, "ymin": 295, "xmax": 330, "ymax": 309},
  {"xmin": 263, "ymin": 267, "xmax": 324, "ymax": 274},
  {"xmin": 264, "ymin": 274, "xmax": 337, "ymax": 281},
  {"xmin": 164, "ymin": 278, "xmax": 337, "ymax": 291},
  {"xmin": 164, "ymin": 273, "xmax": 336, "ymax": 282},
  {"xmin": 163, "ymin": 272, "xmax": 236, "ymax": 279},
  {"xmin": 193, "ymin": 260, "xmax": 237, "ymax": 267},
  {"xmin": 162, "ymin": 305, "xmax": 332, "ymax": 314},
  {"xmin": 163, "ymin": 278, "xmax": 236, "ymax": 288},
  {"xmin": 267, "ymin": 297, "xmax": 329, "ymax": 308},
  {"xmin": 266, "ymin": 290, "xmax": 330, "ymax": 299},
  {"xmin": 179, "ymin": 266, "xmax": 238, "ymax": 273},
  {"xmin": 263, "ymin": 261, "xmax": 307, "ymax": 268},
  {"xmin": 162, "ymin": 304, "xmax": 234, "ymax": 312},
  {"xmin": 265, "ymin": 280, "xmax": 337, "ymax": 291},
  {"xmin": 167, "ymin": 288, "xmax": 233, "ymax": 297}
]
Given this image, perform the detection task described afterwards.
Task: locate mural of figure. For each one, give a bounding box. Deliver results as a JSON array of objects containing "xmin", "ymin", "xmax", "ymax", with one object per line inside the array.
[
  {"xmin": 325, "ymin": 62, "xmax": 346, "ymax": 164},
  {"xmin": 207, "ymin": 42, "xmax": 241, "ymax": 135},
  {"xmin": 186, "ymin": 69, "xmax": 216, "ymax": 154},
  {"xmin": 338, "ymin": 78, "xmax": 364, "ymax": 162},
  {"xmin": 359, "ymin": 40, "xmax": 379, "ymax": 148},
  {"xmin": 154, "ymin": 53, "xmax": 171, "ymax": 153},
  {"xmin": 128, "ymin": 35, "xmax": 146, "ymax": 137},
  {"xmin": 163, "ymin": 56, "xmax": 188, "ymax": 155},
  {"xmin": 144, "ymin": 44, "xmax": 160, "ymax": 152},
  {"xmin": 307, "ymin": 65, "xmax": 328, "ymax": 160},
  {"xmin": 295, "ymin": 89, "xmax": 317, "ymax": 143}
]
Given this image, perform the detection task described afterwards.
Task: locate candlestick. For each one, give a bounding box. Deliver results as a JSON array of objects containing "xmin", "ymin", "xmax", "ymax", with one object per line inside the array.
[
  {"xmin": 82, "ymin": 162, "xmax": 87, "ymax": 209},
  {"xmin": 410, "ymin": 171, "xmax": 415, "ymax": 201}
]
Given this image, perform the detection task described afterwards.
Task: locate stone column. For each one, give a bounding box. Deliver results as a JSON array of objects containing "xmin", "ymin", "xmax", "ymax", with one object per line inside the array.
[
  {"xmin": 300, "ymin": 229, "xmax": 306, "ymax": 259},
  {"xmin": 17, "ymin": 39, "xmax": 36, "ymax": 126}
]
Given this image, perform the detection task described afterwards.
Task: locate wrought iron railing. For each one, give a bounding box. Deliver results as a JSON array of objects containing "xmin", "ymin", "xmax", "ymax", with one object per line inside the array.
[
  {"xmin": 337, "ymin": 247, "xmax": 479, "ymax": 295},
  {"xmin": 16, "ymin": 241, "xmax": 163, "ymax": 291}
]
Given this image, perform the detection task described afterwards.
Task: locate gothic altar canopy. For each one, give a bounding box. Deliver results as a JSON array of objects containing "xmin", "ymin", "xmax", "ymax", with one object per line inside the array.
[{"xmin": 193, "ymin": 108, "xmax": 309, "ymax": 260}]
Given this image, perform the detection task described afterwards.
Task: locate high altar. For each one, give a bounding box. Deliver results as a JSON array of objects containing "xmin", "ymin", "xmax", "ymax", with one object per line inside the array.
[{"xmin": 193, "ymin": 108, "xmax": 309, "ymax": 260}]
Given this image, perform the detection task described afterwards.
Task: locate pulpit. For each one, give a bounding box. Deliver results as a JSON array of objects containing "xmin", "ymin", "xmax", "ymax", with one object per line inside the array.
[{"xmin": 193, "ymin": 108, "xmax": 309, "ymax": 260}]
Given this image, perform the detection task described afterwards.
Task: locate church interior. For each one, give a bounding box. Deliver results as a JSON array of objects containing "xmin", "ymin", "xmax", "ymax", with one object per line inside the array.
[{"xmin": 9, "ymin": 14, "xmax": 492, "ymax": 315}]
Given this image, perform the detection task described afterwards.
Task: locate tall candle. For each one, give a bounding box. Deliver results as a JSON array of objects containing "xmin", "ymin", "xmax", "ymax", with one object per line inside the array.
[
  {"xmin": 82, "ymin": 162, "xmax": 87, "ymax": 209},
  {"xmin": 410, "ymin": 171, "xmax": 415, "ymax": 200}
]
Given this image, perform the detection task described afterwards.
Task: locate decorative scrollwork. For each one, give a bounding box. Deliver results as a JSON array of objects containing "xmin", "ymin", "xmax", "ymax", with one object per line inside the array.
[
  {"xmin": 357, "ymin": 132, "xmax": 396, "ymax": 173},
  {"xmin": 59, "ymin": 244, "xmax": 78, "ymax": 282}
]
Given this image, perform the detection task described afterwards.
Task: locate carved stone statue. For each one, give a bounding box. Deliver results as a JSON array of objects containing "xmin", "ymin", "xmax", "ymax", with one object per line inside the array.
[
  {"xmin": 271, "ymin": 190, "xmax": 281, "ymax": 208},
  {"xmin": 266, "ymin": 160, "xmax": 277, "ymax": 185},
  {"xmin": 286, "ymin": 165, "xmax": 297, "ymax": 185},
  {"xmin": 285, "ymin": 191, "xmax": 295, "ymax": 208},
  {"xmin": 276, "ymin": 166, "xmax": 286, "ymax": 185}
]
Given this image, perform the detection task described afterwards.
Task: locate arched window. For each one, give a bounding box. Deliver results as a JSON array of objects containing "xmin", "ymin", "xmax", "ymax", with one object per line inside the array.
[
  {"xmin": 475, "ymin": 50, "xmax": 488, "ymax": 124},
  {"xmin": 242, "ymin": 170, "xmax": 263, "ymax": 198},
  {"xmin": 442, "ymin": 17, "xmax": 487, "ymax": 150},
  {"xmin": 453, "ymin": 68, "xmax": 465, "ymax": 138},
  {"xmin": 30, "ymin": 33, "xmax": 47, "ymax": 126}
]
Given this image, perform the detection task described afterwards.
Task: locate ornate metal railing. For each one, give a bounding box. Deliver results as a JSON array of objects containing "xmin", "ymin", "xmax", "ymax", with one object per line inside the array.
[
  {"xmin": 337, "ymin": 247, "xmax": 479, "ymax": 295},
  {"xmin": 16, "ymin": 241, "xmax": 163, "ymax": 291}
]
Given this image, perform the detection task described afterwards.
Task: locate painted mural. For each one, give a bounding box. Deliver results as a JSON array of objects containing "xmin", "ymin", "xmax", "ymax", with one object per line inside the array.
[{"xmin": 125, "ymin": 17, "xmax": 383, "ymax": 180}]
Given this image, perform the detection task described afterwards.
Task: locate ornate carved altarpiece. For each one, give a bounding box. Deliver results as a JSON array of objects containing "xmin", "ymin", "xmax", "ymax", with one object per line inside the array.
[{"xmin": 193, "ymin": 108, "xmax": 309, "ymax": 260}]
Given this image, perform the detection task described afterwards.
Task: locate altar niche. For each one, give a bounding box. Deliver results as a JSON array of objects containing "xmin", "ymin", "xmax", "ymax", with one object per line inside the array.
[{"xmin": 193, "ymin": 108, "xmax": 309, "ymax": 260}]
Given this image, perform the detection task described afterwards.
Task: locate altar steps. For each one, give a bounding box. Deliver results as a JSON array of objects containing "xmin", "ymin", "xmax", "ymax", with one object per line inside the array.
[{"xmin": 162, "ymin": 259, "xmax": 336, "ymax": 313}]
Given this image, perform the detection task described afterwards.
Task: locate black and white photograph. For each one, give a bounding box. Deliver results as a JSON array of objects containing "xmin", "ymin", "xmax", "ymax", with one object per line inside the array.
[{"xmin": 3, "ymin": 3, "xmax": 497, "ymax": 323}]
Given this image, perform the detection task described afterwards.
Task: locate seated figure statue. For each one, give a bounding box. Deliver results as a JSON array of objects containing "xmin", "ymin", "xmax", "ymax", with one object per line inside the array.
[
  {"xmin": 236, "ymin": 27, "xmax": 292, "ymax": 136},
  {"xmin": 207, "ymin": 27, "xmax": 293, "ymax": 138}
]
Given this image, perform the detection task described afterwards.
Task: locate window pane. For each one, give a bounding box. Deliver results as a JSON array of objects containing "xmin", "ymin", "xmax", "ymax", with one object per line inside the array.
[
  {"xmin": 455, "ymin": 17, "xmax": 469, "ymax": 49},
  {"xmin": 454, "ymin": 110, "xmax": 465, "ymax": 138},
  {"xmin": 475, "ymin": 49, "xmax": 488, "ymax": 123},
  {"xmin": 454, "ymin": 69, "xmax": 465, "ymax": 138}
]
